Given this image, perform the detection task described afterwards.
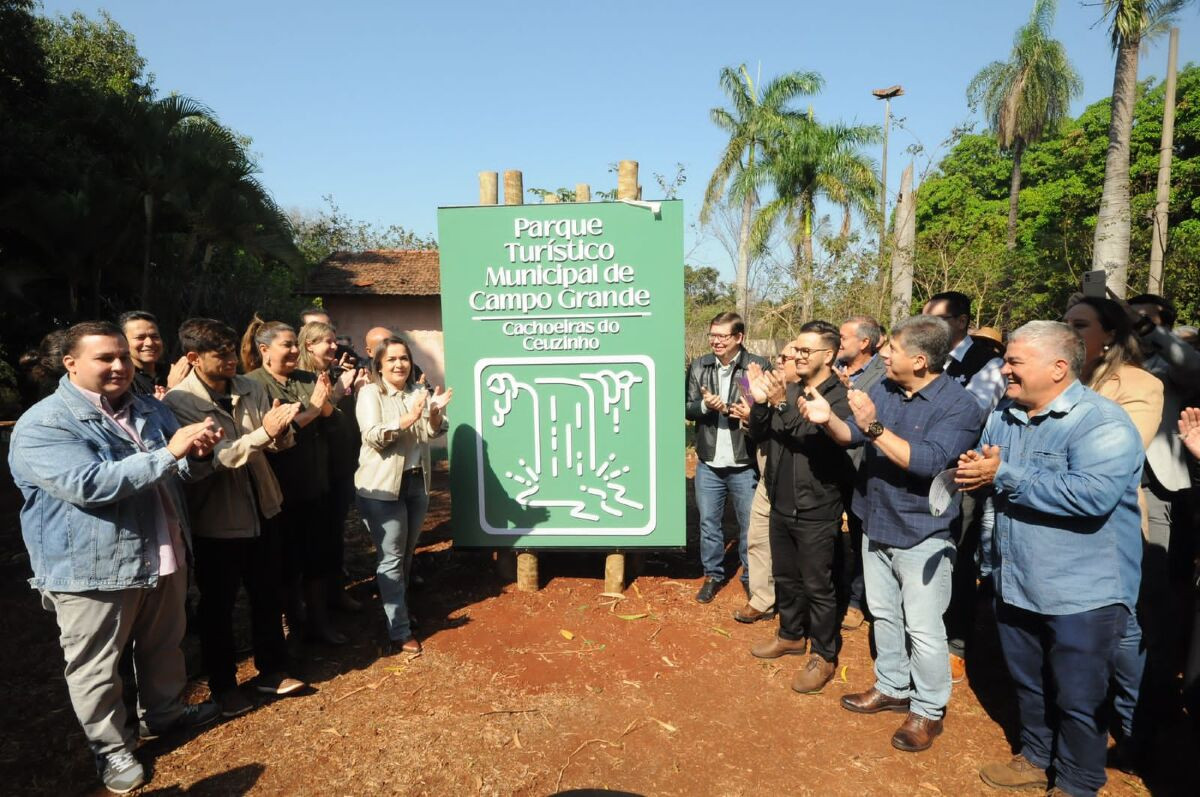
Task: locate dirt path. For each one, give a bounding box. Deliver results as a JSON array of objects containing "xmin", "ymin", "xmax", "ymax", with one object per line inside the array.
[{"xmin": 1, "ymin": 463, "xmax": 1194, "ymax": 795}]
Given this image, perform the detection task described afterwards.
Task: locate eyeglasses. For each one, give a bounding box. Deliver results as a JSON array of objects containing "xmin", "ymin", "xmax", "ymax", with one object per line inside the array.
[
  {"xmin": 708, "ymin": 332, "xmax": 739, "ymax": 342},
  {"xmin": 792, "ymin": 347, "xmax": 831, "ymax": 360}
]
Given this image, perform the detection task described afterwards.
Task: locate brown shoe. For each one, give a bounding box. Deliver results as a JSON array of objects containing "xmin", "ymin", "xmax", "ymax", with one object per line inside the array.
[
  {"xmin": 840, "ymin": 687, "xmax": 910, "ymax": 714},
  {"xmin": 950, "ymin": 653, "xmax": 966, "ymax": 684},
  {"xmin": 841, "ymin": 606, "xmax": 865, "ymax": 630},
  {"xmin": 751, "ymin": 634, "xmax": 808, "ymax": 659},
  {"xmin": 891, "ymin": 711, "xmax": 944, "ymax": 752},
  {"xmin": 733, "ymin": 603, "xmax": 777, "ymax": 624},
  {"xmin": 979, "ymin": 754, "xmax": 1048, "ymax": 791},
  {"xmin": 791, "ymin": 654, "xmax": 837, "ymax": 694}
]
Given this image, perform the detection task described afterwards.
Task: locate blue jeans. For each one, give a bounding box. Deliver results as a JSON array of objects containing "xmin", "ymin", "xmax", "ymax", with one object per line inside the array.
[
  {"xmin": 357, "ymin": 474, "xmax": 429, "ymax": 642},
  {"xmin": 996, "ymin": 600, "xmax": 1128, "ymax": 797},
  {"xmin": 694, "ymin": 462, "xmax": 756, "ymax": 582},
  {"xmin": 863, "ymin": 535, "xmax": 954, "ymax": 720}
]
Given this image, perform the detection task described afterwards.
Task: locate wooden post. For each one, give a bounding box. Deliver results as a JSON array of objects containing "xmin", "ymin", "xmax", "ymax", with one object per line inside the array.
[
  {"xmin": 543, "ymin": 193, "xmax": 560, "ymax": 204},
  {"xmin": 604, "ymin": 551, "xmax": 625, "ymax": 594},
  {"xmin": 1149, "ymin": 27, "xmax": 1180, "ymax": 294},
  {"xmin": 504, "ymin": 170, "xmax": 523, "ymax": 206},
  {"xmin": 617, "ymin": 161, "xmax": 638, "ymax": 202},
  {"xmin": 889, "ymin": 163, "xmax": 915, "ymax": 326},
  {"xmin": 576, "ymin": 183, "xmax": 591, "ymax": 202},
  {"xmin": 517, "ymin": 549, "xmax": 539, "ymax": 592},
  {"xmin": 479, "ymin": 171, "xmax": 498, "ymax": 205}
]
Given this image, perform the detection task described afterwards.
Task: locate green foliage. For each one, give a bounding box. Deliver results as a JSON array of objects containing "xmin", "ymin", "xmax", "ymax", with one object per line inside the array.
[
  {"xmin": 290, "ymin": 195, "xmax": 437, "ymax": 266},
  {"xmin": 36, "ymin": 9, "xmax": 151, "ymax": 98},
  {"xmin": 915, "ymin": 63, "xmax": 1200, "ymax": 328}
]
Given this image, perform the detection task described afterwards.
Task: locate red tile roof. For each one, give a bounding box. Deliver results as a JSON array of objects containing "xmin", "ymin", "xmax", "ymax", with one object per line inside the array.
[{"xmin": 299, "ymin": 249, "xmax": 440, "ymax": 296}]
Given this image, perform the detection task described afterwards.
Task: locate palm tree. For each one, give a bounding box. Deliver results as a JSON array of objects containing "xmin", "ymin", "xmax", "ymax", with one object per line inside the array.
[
  {"xmin": 749, "ymin": 115, "xmax": 879, "ymax": 320},
  {"xmin": 1093, "ymin": 0, "xmax": 1192, "ymax": 294},
  {"xmin": 702, "ymin": 65, "xmax": 823, "ymax": 319},
  {"xmin": 967, "ymin": 0, "xmax": 1081, "ymax": 250}
]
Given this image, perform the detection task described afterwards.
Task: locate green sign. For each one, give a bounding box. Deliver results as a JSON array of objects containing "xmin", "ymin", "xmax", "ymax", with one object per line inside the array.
[{"xmin": 437, "ymin": 200, "xmax": 684, "ymax": 548}]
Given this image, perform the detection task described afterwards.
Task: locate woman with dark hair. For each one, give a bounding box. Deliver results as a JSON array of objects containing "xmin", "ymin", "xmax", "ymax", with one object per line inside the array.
[
  {"xmin": 355, "ymin": 336, "xmax": 451, "ymax": 654},
  {"xmin": 1064, "ymin": 295, "xmax": 1164, "ymax": 765},
  {"xmin": 242, "ymin": 317, "xmax": 347, "ymax": 645}
]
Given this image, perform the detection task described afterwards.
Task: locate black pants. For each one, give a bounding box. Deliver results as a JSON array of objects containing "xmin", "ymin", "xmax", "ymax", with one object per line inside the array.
[
  {"xmin": 770, "ymin": 510, "xmax": 840, "ymax": 661},
  {"xmin": 194, "ymin": 519, "xmax": 287, "ymax": 694},
  {"xmin": 945, "ymin": 490, "xmax": 981, "ymax": 658},
  {"xmin": 278, "ymin": 495, "xmax": 337, "ymax": 579}
]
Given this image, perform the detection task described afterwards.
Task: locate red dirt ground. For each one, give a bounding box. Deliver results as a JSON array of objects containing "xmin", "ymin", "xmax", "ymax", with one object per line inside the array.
[{"xmin": 1, "ymin": 458, "xmax": 1196, "ymax": 795}]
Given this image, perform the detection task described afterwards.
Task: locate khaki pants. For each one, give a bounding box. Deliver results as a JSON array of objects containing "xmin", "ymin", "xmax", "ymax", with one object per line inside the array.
[
  {"xmin": 42, "ymin": 572, "xmax": 188, "ymax": 756},
  {"xmin": 746, "ymin": 479, "xmax": 775, "ymax": 612}
]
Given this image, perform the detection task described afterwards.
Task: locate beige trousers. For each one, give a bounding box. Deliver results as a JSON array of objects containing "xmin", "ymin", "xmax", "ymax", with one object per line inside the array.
[{"xmin": 746, "ymin": 478, "xmax": 775, "ymax": 611}]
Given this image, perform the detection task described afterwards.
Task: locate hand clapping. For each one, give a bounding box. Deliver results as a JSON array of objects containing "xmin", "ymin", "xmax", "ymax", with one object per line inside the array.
[
  {"xmin": 955, "ymin": 445, "xmax": 1002, "ymax": 491},
  {"xmin": 847, "ymin": 389, "xmax": 877, "ymax": 432},
  {"xmin": 1179, "ymin": 408, "xmax": 1200, "ymax": 459}
]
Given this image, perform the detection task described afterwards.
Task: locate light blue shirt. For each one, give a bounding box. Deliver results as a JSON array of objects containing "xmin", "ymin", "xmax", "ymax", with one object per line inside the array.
[{"xmin": 983, "ymin": 380, "xmax": 1143, "ymax": 615}]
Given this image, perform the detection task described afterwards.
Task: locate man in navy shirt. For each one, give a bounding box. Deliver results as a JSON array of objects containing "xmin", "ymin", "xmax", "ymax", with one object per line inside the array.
[{"xmin": 802, "ymin": 315, "xmax": 983, "ymax": 753}]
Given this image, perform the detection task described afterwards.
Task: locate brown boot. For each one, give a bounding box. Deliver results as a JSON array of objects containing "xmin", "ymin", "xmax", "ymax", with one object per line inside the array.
[
  {"xmin": 791, "ymin": 653, "xmax": 837, "ymax": 694},
  {"xmin": 891, "ymin": 711, "xmax": 944, "ymax": 752},
  {"xmin": 750, "ymin": 634, "xmax": 808, "ymax": 659},
  {"xmin": 978, "ymin": 754, "xmax": 1048, "ymax": 791},
  {"xmin": 840, "ymin": 687, "xmax": 910, "ymax": 714}
]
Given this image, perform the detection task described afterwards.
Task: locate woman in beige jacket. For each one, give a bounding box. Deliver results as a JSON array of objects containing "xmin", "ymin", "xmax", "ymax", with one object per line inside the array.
[
  {"xmin": 1064, "ymin": 296, "xmax": 1164, "ymax": 760},
  {"xmin": 355, "ymin": 336, "xmax": 451, "ymax": 654}
]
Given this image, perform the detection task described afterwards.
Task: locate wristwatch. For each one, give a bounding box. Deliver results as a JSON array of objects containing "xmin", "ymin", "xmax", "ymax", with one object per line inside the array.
[
  {"xmin": 774, "ymin": 399, "xmax": 789, "ymax": 412},
  {"xmin": 866, "ymin": 421, "xmax": 885, "ymax": 439}
]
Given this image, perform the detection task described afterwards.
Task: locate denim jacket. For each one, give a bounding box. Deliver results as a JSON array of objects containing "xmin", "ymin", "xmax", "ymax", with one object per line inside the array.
[
  {"xmin": 983, "ymin": 381, "xmax": 1144, "ymax": 615},
  {"xmin": 8, "ymin": 375, "xmax": 206, "ymax": 592}
]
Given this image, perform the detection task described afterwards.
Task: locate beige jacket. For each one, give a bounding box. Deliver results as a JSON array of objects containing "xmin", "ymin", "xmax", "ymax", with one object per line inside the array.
[
  {"xmin": 354, "ymin": 381, "xmax": 446, "ymax": 500},
  {"xmin": 1096, "ymin": 363, "xmax": 1164, "ymax": 538},
  {"xmin": 162, "ymin": 371, "xmax": 293, "ymax": 538}
]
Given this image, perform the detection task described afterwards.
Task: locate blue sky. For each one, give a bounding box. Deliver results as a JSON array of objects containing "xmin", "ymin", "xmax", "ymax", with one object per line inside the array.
[{"xmin": 42, "ymin": 1, "xmax": 1200, "ymax": 278}]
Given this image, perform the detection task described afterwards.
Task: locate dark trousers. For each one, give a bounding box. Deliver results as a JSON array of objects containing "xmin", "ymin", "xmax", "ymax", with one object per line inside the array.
[
  {"xmin": 945, "ymin": 490, "xmax": 981, "ymax": 658},
  {"xmin": 194, "ymin": 519, "xmax": 287, "ymax": 694},
  {"xmin": 996, "ymin": 599, "xmax": 1128, "ymax": 797},
  {"xmin": 279, "ymin": 496, "xmax": 337, "ymax": 579},
  {"xmin": 838, "ymin": 511, "xmax": 867, "ymax": 613},
  {"xmin": 770, "ymin": 510, "xmax": 840, "ymax": 661}
]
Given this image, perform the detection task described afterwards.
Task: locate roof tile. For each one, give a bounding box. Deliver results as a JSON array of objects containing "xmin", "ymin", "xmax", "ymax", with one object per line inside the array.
[{"xmin": 299, "ymin": 249, "xmax": 440, "ymax": 296}]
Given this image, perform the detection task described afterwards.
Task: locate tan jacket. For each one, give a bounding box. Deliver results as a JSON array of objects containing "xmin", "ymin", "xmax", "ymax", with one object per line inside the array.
[
  {"xmin": 162, "ymin": 371, "xmax": 293, "ymax": 538},
  {"xmin": 1095, "ymin": 364, "xmax": 1164, "ymax": 450},
  {"xmin": 354, "ymin": 381, "xmax": 445, "ymax": 499}
]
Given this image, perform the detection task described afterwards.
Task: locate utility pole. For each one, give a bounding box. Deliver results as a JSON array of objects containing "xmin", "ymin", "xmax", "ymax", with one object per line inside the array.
[
  {"xmin": 1149, "ymin": 28, "xmax": 1180, "ymax": 294},
  {"xmin": 873, "ymin": 85, "xmax": 904, "ymax": 263}
]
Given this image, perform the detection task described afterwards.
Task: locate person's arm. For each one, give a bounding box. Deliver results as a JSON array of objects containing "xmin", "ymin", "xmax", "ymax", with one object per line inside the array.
[
  {"xmin": 994, "ymin": 412, "xmax": 1142, "ymax": 518},
  {"xmin": 797, "ymin": 389, "xmax": 857, "ymax": 447},
  {"xmin": 355, "ymin": 385, "xmax": 400, "ymax": 450},
  {"xmin": 1141, "ymin": 324, "xmax": 1200, "ymax": 386},
  {"xmin": 684, "ymin": 361, "xmax": 708, "ymax": 421}
]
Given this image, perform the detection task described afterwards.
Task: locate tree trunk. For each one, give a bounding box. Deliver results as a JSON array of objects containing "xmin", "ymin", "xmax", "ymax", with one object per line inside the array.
[
  {"xmin": 889, "ymin": 163, "xmax": 916, "ymax": 326},
  {"xmin": 1006, "ymin": 142, "xmax": 1024, "ymax": 251},
  {"xmin": 1093, "ymin": 38, "xmax": 1140, "ymax": 298},
  {"xmin": 801, "ymin": 204, "xmax": 815, "ymax": 321},
  {"xmin": 734, "ymin": 188, "xmax": 753, "ymax": 320},
  {"xmin": 141, "ymin": 193, "xmax": 155, "ymax": 307},
  {"xmin": 1148, "ymin": 28, "xmax": 1180, "ymax": 294},
  {"xmin": 186, "ymin": 242, "xmax": 216, "ymax": 317}
]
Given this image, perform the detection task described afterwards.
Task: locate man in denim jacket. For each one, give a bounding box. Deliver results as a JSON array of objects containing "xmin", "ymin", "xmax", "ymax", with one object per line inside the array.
[
  {"xmin": 8, "ymin": 321, "xmax": 223, "ymax": 794},
  {"xmin": 959, "ymin": 322, "xmax": 1143, "ymax": 797}
]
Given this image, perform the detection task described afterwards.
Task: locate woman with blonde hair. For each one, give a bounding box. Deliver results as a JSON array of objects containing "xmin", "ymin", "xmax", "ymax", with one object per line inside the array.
[
  {"xmin": 242, "ymin": 317, "xmax": 347, "ymax": 645},
  {"xmin": 355, "ymin": 336, "xmax": 451, "ymax": 655}
]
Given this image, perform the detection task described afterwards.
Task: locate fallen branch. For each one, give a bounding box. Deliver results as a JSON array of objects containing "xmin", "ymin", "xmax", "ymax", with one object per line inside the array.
[
  {"xmin": 554, "ymin": 719, "xmax": 643, "ymax": 791},
  {"xmin": 480, "ymin": 708, "xmax": 540, "ymax": 717}
]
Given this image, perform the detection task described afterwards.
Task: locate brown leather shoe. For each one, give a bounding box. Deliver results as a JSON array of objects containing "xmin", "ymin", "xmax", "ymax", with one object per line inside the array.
[
  {"xmin": 891, "ymin": 711, "xmax": 944, "ymax": 752},
  {"xmin": 750, "ymin": 634, "xmax": 808, "ymax": 659},
  {"xmin": 841, "ymin": 606, "xmax": 865, "ymax": 630},
  {"xmin": 840, "ymin": 687, "xmax": 910, "ymax": 714},
  {"xmin": 978, "ymin": 754, "xmax": 1048, "ymax": 791},
  {"xmin": 733, "ymin": 603, "xmax": 777, "ymax": 624},
  {"xmin": 791, "ymin": 654, "xmax": 837, "ymax": 694}
]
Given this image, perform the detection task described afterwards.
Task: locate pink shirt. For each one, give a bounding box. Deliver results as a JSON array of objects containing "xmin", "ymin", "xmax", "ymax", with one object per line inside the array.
[{"xmin": 75, "ymin": 384, "xmax": 185, "ymax": 577}]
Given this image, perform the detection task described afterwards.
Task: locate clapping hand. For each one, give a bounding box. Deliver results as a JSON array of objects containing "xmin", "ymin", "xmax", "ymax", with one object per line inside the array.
[
  {"xmin": 1179, "ymin": 408, "xmax": 1200, "ymax": 459},
  {"xmin": 700, "ymin": 387, "xmax": 728, "ymax": 415},
  {"xmin": 263, "ymin": 399, "xmax": 301, "ymax": 439},
  {"xmin": 406, "ymin": 389, "xmax": 428, "ymax": 427},
  {"xmin": 798, "ymin": 390, "xmax": 832, "ymax": 425},
  {"xmin": 955, "ymin": 445, "xmax": 1002, "ymax": 491},
  {"xmin": 166, "ymin": 356, "xmax": 192, "ymax": 389},
  {"xmin": 728, "ymin": 397, "xmax": 752, "ymax": 423},
  {"xmin": 167, "ymin": 418, "xmax": 224, "ymax": 459},
  {"xmin": 310, "ymin": 371, "xmax": 332, "ymax": 410},
  {"xmin": 429, "ymin": 385, "xmax": 453, "ymax": 427},
  {"xmin": 847, "ymin": 389, "xmax": 877, "ymax": 432}
]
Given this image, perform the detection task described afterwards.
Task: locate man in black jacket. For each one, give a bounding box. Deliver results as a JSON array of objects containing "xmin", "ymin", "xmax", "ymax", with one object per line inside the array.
[
  {"xmin": 685, "ymin": 312, "xmax": 770, "ymax": 603},
  {"xmin": 746, "ymin": 321, "xmax": 853, "ymax": 695}
]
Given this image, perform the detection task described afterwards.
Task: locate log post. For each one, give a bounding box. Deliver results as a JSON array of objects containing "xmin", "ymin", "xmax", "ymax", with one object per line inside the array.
[
  {"xmin": 504, "ymin": 170, "xmax": 523, "ymax": 206},
  {"xmin": 479, "ymin": 171, "xmax": 498, "ymax": 205},
  {"xmin": 576, "ymin": 183, "xmax": 591, "ymax": 202},
  {"xmin": 617, "ymin": 161, "xmax": 638, "ymax": 202},
  {"xmin": 543, "ymin": 193, "xmax": 560, "ymax": 204},
  {"xmin": 604, "ymin": 552, "xmax": 625, "ymax": 594},
  {"xmin": 517, "ymin": 549, "xmax": 539, "ymax": 592}
]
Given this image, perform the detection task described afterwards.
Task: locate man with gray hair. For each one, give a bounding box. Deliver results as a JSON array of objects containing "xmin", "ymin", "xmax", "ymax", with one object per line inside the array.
[
  {"xmin": 801, "ymin": 315, "xmax": 984, "ymax": 753},
  {"xmin": 958, "ymin": 321, "xmax": 1143, "ymax": 797}
]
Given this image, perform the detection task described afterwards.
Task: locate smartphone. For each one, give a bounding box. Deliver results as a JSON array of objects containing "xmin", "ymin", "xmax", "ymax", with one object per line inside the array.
[
  {"xmin": 1082, "ymin": 270, "xmax": 1107, "ymax": 298},
  {"xmin": 736, "ymin": 375, "xmax": 753, "ymax": 402}
]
